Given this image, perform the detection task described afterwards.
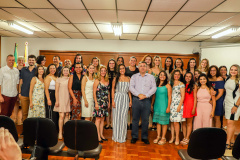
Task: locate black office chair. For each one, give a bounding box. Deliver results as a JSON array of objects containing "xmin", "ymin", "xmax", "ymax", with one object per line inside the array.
[
  {"xmin": 222, "ymin": 133, "xmax": 240, "ymax": 160},
  {"xmin": 23, "ymin": 118, "xmax": 65, "ymax": 160},
  {"xmin": 63, "ymin": 120, "xmax": 102, "ymax": 160},
  {"xmin": 178, "ymin": 128, "xmax": 226, "ymax": 160},
  {"xmin": 0, "ymin": 115, "xmax": 23, "ymax": 148}
]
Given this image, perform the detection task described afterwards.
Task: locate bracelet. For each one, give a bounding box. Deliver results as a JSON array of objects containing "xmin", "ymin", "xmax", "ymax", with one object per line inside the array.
[{"xmin": 234, "ymin": 104, "xmax": 239, "ymax": 108}]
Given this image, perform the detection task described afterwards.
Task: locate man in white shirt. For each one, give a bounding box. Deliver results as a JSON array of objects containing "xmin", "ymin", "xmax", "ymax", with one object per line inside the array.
[{"xmin": 0, "ymin": 55, "xmax": 19, "ymax": 117}]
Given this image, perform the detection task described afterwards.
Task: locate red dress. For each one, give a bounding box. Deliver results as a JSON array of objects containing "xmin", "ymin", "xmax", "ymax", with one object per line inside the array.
[{"xmin": 183, "ymin": 84, "xmax": 197, "ymax": 118}]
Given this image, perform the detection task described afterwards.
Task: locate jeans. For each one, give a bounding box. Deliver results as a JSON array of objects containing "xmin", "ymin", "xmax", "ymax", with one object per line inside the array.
[{"xmin": 131, "ymin": 96, "xmax": 151, "ymax": 139}]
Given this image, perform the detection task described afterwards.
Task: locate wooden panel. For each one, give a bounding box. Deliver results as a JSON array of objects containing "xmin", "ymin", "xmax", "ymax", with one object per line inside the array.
[
  {"xmin": 40, "ymin": 50, "xmax": 199, "ymax": 69},
  {"xmin": 0, "ymin": 36, "xmax": 1, "ymax": 67}
]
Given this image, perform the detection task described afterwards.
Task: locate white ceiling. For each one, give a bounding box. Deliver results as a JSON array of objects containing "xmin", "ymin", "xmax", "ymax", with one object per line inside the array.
[{"xmin": 0, "ymin": 0, "xmax": 239, "ymax": 43}]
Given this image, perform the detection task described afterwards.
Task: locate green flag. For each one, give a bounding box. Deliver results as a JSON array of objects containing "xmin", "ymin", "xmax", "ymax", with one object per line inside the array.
[{"xmin": 14, "ymin": 43, "xmax": 18, "ymax": 67}]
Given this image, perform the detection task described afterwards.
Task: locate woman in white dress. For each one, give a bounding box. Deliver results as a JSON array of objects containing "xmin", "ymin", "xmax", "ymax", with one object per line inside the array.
[
  {"xmin": 28, "ymin": 65, "xmax": 45, "ymax": 118},
  {"xmin": 224, "ymin": 64, "xmax": 240, "ymax": 149},
  {"xmin": 81, "ymin": 63, "xmax": 95, "ymax": 121}
]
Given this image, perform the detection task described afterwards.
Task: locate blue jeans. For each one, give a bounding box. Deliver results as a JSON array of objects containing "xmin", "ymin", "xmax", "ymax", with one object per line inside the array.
[{"xmin": 131, "ymin": 96, "xmax": 151, "ymax": 139}]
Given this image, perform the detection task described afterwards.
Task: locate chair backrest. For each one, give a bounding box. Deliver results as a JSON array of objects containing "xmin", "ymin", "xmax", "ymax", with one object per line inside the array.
[
  {"xmin": 23, "ymin": 118, "xmax": 58, "ymax": 148},
  {"xmin": 187, "ymin": 128, "xmax": 226, "ymax": 159},
  {"xmin": 63, "ymin": 120, "xmax": 99, "ymax": 151},
  {"xmin": 233, "ymin": 133, "xmax": 240, "ymax": 159},
  {"xmin": 0, "ymin": 115, "xmax": 18, "ymax": 142}
]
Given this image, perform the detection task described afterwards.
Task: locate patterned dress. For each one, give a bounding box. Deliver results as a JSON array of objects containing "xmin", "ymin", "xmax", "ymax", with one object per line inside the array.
[
  {"xmin": 93, "ymin": 82, "xmax": 110, "ymax": 117},
  {"xmin": 151, "ymin": 72, "xmax": 159, "ymax": 83},
  {"xmin": 112, "ymin": 82, "xmax": 130, "ymax": 143},
  {"xmin": 28, "ymin": 77, "xmax": 45, "ymax": 118},
  {"xmin": 170, "ymin": 83, "xmax": 186, "ymax": 122}
]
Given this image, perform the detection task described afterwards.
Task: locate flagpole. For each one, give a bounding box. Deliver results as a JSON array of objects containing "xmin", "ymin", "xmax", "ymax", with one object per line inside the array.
[{"xmin": 24, "ymin": 42, "xmax": 28, "ymax": 66}]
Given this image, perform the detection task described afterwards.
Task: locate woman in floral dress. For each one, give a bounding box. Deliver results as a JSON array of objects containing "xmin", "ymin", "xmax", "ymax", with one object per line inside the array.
[
  {"xmin": 93, "ymin": 66, "xmax": 110, "ymax": 143},
  {"xmin": 28, "ymin": 65, "xmax": 45, "ymax": 118}
]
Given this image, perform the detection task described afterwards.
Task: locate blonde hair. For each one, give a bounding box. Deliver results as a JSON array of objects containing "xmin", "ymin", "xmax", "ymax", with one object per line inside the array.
[
  {"xmin": 152, "ymin": 56, "xmax": 163, "ymax": 70},
  {"xmin": 97, "ymin": 66, "xmax": 109, "ymax": 82},
  {"xmin": 229, "ymin": 64, "xmax": 240, "ymax": 84},
  {"xmin": 60, "ymin": 66, "xmax": 70, "ymax": 77},
  {"xmin": 17, "ymin": 56, "xmax": 24, "ymax": 61},
  {"xmin": 92, "ymin": 57, "xmax": 101, "ymax": 72},
  {"xmin": 86, "ymin": 63, "xmax": 96, "ymax": 79},
  {"xmin": 198, "ymin": 58, "xmax": 209, "ymax": 73}
]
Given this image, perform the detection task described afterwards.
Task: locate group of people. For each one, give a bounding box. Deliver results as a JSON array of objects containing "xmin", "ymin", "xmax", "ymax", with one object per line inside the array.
[{"xmin": 0, "ymin": 54, "xmax": 239, "ymax": 149}]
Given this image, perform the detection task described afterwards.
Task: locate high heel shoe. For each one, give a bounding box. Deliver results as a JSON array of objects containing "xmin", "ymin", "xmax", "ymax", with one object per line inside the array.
[
  {"xmin": 175, "ymin": 141, "xmax": 180, "ymax": 145},
  {"xmin": 99, "ymin": 140, "xmax": 103, "ymax": 143},
  {"xmin": 169, "ymin": 137, "xmax": 175, "ymax": 144},
  {"xmin": 101, "ymin": 137, "xmax": 108, "ymax": 141}
]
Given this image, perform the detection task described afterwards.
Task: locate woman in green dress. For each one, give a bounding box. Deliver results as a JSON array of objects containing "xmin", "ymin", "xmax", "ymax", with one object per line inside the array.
[{"xmin": 151, "ymin": 70, "xmax": 172, "ymax": 145}]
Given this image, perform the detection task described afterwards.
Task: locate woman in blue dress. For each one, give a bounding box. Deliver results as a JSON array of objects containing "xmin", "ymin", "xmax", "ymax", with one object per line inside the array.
[{"xmin": 207, "ymin": 65, "xmax": 225, "ymax": 128}]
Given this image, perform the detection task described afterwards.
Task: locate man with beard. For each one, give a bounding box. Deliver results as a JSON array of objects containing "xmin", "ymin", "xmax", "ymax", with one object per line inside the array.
[{"xmin": 19, "ymin": 55, "xmax": 36, "ymax": 122}]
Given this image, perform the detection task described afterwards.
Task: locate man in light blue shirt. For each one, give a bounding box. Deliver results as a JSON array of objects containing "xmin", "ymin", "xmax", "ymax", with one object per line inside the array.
[{"xmin": 129, "ymin": 61, "xmax": 157, "ymax": 144}]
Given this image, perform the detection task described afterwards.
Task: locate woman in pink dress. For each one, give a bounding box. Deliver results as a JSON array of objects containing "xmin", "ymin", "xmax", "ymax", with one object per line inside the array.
[
  {"xmin": 181, "ymin": 71, "xmax": 197, "ymax": 145},
  {"xmin": 194, "ymin": 74, "xmax": 216, "ymax": 130},
  {"xmin": 54, "ymin": 66, "xmax": 71, "ymax": 139}
]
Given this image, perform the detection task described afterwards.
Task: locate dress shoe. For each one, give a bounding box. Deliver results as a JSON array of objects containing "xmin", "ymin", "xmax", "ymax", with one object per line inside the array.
[
  {"xmin": 101, "ymin": 137, "xmax": 108, "ymax": 141},
  {"xmin": 98, "ymin": 140, "xmax": 103, "ymax": 143},
  {"xmin": 131, "ymin": 138, "xmax": 138, "ymax": 144},
  {"xmin": 142, "ymin": 139, "xmax": 150, "ymax": 144}
]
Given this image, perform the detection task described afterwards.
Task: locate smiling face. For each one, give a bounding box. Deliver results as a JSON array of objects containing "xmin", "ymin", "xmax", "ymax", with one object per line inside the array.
[
  {"xmin": 17, "ymin": 59, "xmax": 24, "ymax": 66},
  {"xmin": 75, "ymin": 64, "xmax": 82, "ymax": 74},
  {"xmin": 75, "ymin": 56, "xmax": 82, "ymax": 63},
  {"xmin": 166, "ymin": 58, "xmax": 172, "ymax": 67},
  {"xmin": 62, "ymin": 68, "xmax": 70, "ymax": 77},
  {"xmin": 28, "ymin": 58, "xmax": 36, "ymax": 67},
  {"xmin": 88, "ymin": 65, "xmax": 95, "ymax": 75},
  {"xmin": 38, "ymin": 66, "xmax": 44, "ymax": 75},
  {"xmin": 230, "ymin": 66, "xmax": 238, "ymax": 77},
  {"xmin": 100, "ymin": 68, "xmax": 107, "ymax": 77},
  {"xmin": 49, "ymin": 65, "xmax": 56, "ymax": 75},
  {"xmin": 176, "ymin": 59, "xmax": 182, "ymax": 68},
  {"xmin": 220, "ymin": 67, "xmax": 227, "ymax": 77},
  {"xmin": 210, "ymin": 67, "xmax": 217, "ymax": 77},
  {"xmin": 129, "ymin": 58, "xmax": 137, "ymax": 67},
  {"xmin": 117, "ymin": 58, "xmax": 123, "ymax": 65},
  {"xmin": 201, "ymin": 60, "xmax": 208, "ymax": 68},
  {"xmin": 41, "ymin": 57, "xmax": 46, "ymax": 66},
  {"xmin": 185, "ymin": 73, "xmax": 192, "ymax": 83},
  {"xmin": 53, "ymin": 57, "xmax": 60, "ymax": 65},
  {"xmin": 199, "ymin": 76, "xmax": 207, "ymax": 85},
  {"xmin": 64, "ymin": 59, "xmax": 71, "ymax": 67},
  {"xmin": 154, "ymin": 58, "xmax": 160, "ymax": 66},
  {"xmin": 92, "ymin": 59, "xmax": 99, "ymax": 67},
  {"xmin": 173, "ymin": 71, "xmax": 180, "ymax": 81},
  {"xmin": 7, "ymin": 56, "xmax": 15, "ymax": 68},
  {"xmin": 159, "ymin": 72, "xmax": 166, "ymax": 81},
  {"xmin": 145, "ymin": 57, "xmax": 152, "ymax": 65},
  {"xmin": 189, "ymin": 60, "xmax": 196, "ymax": 68},
  {"xmin": 119, "ymin": 65, "xmax": 126, "ymax": 75},
  {"xmin": 194, "ymin": 71, "xmax": 200, "ymax": 80},
  {"xmin": 108, "ymin": 60, "xmax": 115, "ymax": 69}
]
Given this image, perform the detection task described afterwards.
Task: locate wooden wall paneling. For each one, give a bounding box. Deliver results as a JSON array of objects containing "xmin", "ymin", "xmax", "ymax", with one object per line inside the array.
[{"xmin": 40, "ymin": 50, "xmax": 199, "ymax": 69}]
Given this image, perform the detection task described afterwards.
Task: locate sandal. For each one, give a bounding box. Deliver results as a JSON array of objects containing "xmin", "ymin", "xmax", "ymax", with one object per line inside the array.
[
  {"xmin": 175, "ymin": 141, "xmax": 180, "ymax": 146},
  {"xmin": 180, "ymin": 138, "xmax": 189, "ymax": 145},
  {"xmin": 153, "ymin": 136, "xmax": 161, "ymax": 144},
  {"xmin": 226, "ymin": 144, "xmax": 231, "ymax": 150},
  {"xmin": 158, "ymin": 138, "xmax": 166, "ymax": 145}
]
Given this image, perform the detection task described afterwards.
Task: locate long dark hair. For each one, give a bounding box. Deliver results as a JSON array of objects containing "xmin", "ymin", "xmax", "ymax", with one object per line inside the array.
[
  {"xmin": 156, "ymin": 70, "xmax": 168, "ymax": 87},
  {"xmin": 183, "ymin": 71, "xmax": 195, "ymax": 94},
  {"xmin": 198, "ymin": 74, "xmax": 212, "ymax": 89},
  {"xmin": 207, "ymin": 65, "xmax": 221, "ymax": 78},
  {"xmin": 46, "ymin": 63, "xmax": 58, "ymax": 77},
  {"xmin": 187, "ymin": 58, "xmax": 197, "ymax": 72},
  {"xmin": 174, "ymin": 58, "xmax": 184, "ymax": 70},
  {"xmin": 114, "ymin": 64, "xmax": 126, "ymax": 89},
  {"xmin": 107, "ymin": 58, "xmax": 117, "ymax": 73},
  {"xmin": 74, "ymin": 62, "xmax": 83, "ymax": 75},
  {"xmin": 164, "ymin": 56, "xmax": 173, "ymax": 73},
  {"xmin": 35, "ymin": 65, "xmax": 45, "ymax": 79},
  {"xmin": 117, "ymin": 56, "xmax": 124, "ymax": 65},
  {"xmin": 71, "ymin": 54, "xmax": 83, "ymax": 68}
]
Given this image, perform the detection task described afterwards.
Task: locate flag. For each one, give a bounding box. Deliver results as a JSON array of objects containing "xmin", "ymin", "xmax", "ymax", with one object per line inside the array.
[
  {"xmin": 14, "ymin": 43, "xmax": 18, "ymax": 67},
  {"xmin": 24, "ymin": 42, "xmax": 28, "ymax": 66}
]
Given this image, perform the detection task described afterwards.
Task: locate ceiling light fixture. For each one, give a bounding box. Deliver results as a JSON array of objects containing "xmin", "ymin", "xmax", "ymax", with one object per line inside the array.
[
  {"xmin": 212, "ymin": 26, "xmax": 239, "ymax": 39},
  {"xmin": 112, "ymin": 23, "xmax": 122, "ymax": 36},
  {"xmin": 7, "ymin": 21, "xmax": 34, "ymax": 34}
]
